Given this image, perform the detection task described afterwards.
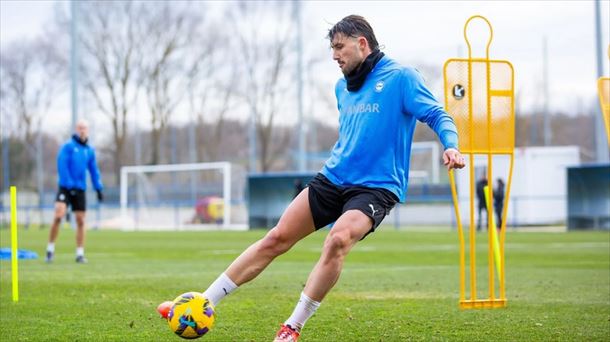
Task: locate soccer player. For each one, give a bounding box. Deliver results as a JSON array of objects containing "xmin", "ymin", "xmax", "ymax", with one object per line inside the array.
[
  {"xmin": 493, "ymin": 178, "xmax": 505, "ymax": 229},
  {"xmin": 160, "ymin": 15, "xmax": 465, "ymax": 341},
  {"xmin": 45, "ymin": 120, "xmax": 103, "ymax": 264},
  {"xmin": 476, "ymin": 175, "xmax": 488, "ymax": 231}
]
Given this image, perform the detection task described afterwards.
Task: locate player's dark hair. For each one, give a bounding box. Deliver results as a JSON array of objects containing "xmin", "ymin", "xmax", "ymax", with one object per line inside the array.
[{"xmin": 327, "ymin": 15, "xmax": 379, "ymax": 50}]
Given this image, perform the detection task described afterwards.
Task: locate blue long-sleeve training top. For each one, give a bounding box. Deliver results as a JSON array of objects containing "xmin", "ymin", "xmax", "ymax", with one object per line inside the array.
[
  {"xmin": 321, "ymin": 55, "xmax": 459, "ymax": 202},
  {"xmin": 57, "ymin": 135, "xmax": 103, "ymax": 191}
]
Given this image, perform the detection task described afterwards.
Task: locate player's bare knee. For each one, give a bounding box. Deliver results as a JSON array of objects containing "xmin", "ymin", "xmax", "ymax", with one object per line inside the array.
[
  {"xmin": 76, "ymin": 218, "xmax": 85, "ymax": 227},
  {"xmin": 259, "ymin": 228, "xmax": 291, "ymax": 255},
  {"xmin": 54, "ymin": 209, "xmax": 65, "ymax": 219},
  {"xmin": 324, "ymin": 229, "xmax": 352, "ymax": 255}
]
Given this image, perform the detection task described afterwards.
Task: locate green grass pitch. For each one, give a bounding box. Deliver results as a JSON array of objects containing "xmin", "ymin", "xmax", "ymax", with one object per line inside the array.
[{"xmin": 1, "ymin": 227, "xmax": 608, "ymax": 341}]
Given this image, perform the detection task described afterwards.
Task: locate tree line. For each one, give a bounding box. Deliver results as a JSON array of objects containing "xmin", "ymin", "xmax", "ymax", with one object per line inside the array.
[
  {"xmin": 0, "ymin": 1, "xmax": 600, "ymax": 194},
  {"xmin": 1, "ymin": 1, "xmax": 336, "ymax": 192}
]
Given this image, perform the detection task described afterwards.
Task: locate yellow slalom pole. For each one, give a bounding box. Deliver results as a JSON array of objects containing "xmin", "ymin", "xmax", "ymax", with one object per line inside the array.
[
  {"xmin": 10, "ymin": 186, "xmax": 19, "ymax": 302},
  {"xmin": 484, "ymin": 186, "xmax": 502, "ymax": 280},
  {"xmin": 448, "ymin": 170, "xmax": 466, "ymax": 305}
]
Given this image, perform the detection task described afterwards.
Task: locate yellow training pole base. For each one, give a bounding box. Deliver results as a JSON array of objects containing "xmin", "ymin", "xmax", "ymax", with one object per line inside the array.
[{"xmin": 460, "ymin": 299, "xmax": 507, "ymax": 309}]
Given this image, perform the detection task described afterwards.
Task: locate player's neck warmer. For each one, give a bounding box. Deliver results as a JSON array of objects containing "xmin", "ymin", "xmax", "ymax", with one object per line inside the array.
[
  {"xmin": 346, "ymin": 49, "xmax": 384, "ymax": 92},
  {"xmin": 72, "ymin": 134, "xmax": 88, "ymax": 146}
]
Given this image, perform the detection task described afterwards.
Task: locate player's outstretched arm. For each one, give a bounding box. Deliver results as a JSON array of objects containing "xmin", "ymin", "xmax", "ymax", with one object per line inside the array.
[{"xmin": 443, "ymin": 148, "xmax": 465, "ymax": 170}]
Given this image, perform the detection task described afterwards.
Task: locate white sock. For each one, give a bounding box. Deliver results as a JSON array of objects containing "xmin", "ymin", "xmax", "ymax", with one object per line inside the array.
[
  {"xmin": 203, "ymin": 273, "xmax": 238, "ymax": 306},
  {"xmin": 47, "ymin": 243, "xmax": 55, "ymax": 253},
  {"xmin": 76, "ymin": 247, "xmax": 84, "ymax": 257},
  {"xmin": 284, "ymin": 292, "xmax": 321, "ymax": 332}
]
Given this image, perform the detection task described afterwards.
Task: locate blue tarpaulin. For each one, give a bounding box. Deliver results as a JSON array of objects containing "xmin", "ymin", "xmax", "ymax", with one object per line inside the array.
[{"xmin": 0, "ymin": 248, "xmax": 39, "ymax": 260}]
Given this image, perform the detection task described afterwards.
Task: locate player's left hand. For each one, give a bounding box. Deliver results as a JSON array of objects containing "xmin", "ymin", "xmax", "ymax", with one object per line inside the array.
[
  {"xmin": 443, "ymin": 148, "xmax": 466, "ymax": 170},
  {"xmin": 96, "ymin": 189, "xmax": 104, "ymax": 202}
]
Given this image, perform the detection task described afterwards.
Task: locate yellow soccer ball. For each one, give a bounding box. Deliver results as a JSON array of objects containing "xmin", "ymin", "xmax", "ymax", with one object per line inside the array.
[{"xmin": 167, "ymin": 292, "xmax": 215, "ymax": 339}]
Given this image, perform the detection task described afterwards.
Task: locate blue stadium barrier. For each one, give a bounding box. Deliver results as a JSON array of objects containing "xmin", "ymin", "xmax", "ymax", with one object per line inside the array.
[
  {"xmin": 248, "ymin": 172, "xmax": 316, "ymax": 228},
  {"xmin": 247, "ymin": 172, "xmax": 454, "ymax": 229},
  {"xmin": 567, "ymin": 164, "xmax": 610, "ymax": 230}
]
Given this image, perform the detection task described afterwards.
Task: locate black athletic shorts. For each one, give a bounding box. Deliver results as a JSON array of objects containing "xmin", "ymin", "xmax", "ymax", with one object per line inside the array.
[
  {"xmin": 307, "ymin": 173, "xmax": 399, "ymax": 238},
  {"xmin": 56, "ymin": 187, "xmax": 86, "ymax": 211}
]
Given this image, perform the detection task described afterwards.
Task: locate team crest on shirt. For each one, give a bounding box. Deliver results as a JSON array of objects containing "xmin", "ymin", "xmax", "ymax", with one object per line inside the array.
[{"xmin": 375, "ymin": 81, "xmax": 384, "ymax": 92}]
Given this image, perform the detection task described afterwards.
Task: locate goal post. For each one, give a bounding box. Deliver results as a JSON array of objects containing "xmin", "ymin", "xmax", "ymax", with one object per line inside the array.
[{"xmin": 119, "ymin": 162, "xmax": 233, "ymax": 230}]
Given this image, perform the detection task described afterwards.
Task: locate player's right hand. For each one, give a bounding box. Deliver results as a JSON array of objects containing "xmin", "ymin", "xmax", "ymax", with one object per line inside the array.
[{"xmin": 443, "ymin": 148, "xmax": 466, "ymax": 170}]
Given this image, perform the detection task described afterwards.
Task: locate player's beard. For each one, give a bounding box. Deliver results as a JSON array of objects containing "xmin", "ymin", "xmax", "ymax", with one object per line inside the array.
[
  {"xmin": 342, "ymin": 60, "xmax": 362, "ymax": 76},
  {"xmin": 345, "ymin": 49, "xmax": 384, "ymax": 91}
]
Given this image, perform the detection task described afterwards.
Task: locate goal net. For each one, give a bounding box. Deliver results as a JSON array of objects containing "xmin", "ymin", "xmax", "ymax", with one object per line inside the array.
[
  {"xmin": 409, "ymin": 141, "xmax": 441, "ymax": 184},
  {"xmin": 118, "ymin": 162, "xmax": 246, "ymax": 230}
]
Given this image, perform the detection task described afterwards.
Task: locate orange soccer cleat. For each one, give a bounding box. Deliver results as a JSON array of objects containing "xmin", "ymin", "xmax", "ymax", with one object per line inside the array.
[
  {"xmin": 273, "ymin": 324, "xmax": 300, "ymax": 342},
  {"xmin": 156, "ymin": 301, "xmax": 173, "ymax": 319}
]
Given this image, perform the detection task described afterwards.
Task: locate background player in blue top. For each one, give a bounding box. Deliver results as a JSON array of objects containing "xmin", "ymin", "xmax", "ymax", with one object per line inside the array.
[
  {"xmin": 160, "ymin": 15, "xmax": 465, "ymax": 341},
  {"xmin": 45, "ymin": 120, "xmax": 103, "ymax": 264}
]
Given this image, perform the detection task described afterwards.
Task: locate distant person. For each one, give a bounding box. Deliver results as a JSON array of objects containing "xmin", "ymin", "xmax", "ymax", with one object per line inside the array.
[
  {"xmin": 158, "ymin": 15, "xmax": 465, "ymax": 341},
  {"xmin": 45, "ymin": 120, "xmax": 103, "ymax": 264},
  {"xmin": 494, "ymin": 178, "xmax": 505, "ymax": 229},
  {"xmin": 293, "ymin": 179, "xmax": 304, "ymax": 199},
  {"xmin": 475, "ymin": 175, "xmax": 488, "ymax": 231}
]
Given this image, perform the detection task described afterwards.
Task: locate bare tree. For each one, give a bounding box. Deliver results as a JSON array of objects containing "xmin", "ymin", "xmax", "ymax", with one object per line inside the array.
[
  {"xmin": 77, "ymin": 1, "xmax": 144, "ymax": 184},
  {"xmin": 1, "ymin": 40, "xmax": 65, "ymax": 145},
  {"xmin": 226, "ymin": 1, "xmax": 295, "ymax": 172},
  {"xmin": 187, "ymin": 35, "xmax": 238, "ymax": 163},
  {"xmin": 0, "ymin": 39, "xmax": 66, "ymax": 189},
  {"xmin": 139, "ymin": 2, "xmax": 204, "ymax": 165},
  {"xmin": 190, "ymin": 70, "xmax": 238, "ymax": 162}
]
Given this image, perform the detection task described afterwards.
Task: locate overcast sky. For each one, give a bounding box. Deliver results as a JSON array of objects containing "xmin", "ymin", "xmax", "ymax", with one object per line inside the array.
[
  {"xmin": 308, "ymin": 1, "xmax": 609, "ymax": 112},
  {"xmin": 1, "ymin": 0, "xmax": 609, "ymax": 136}
]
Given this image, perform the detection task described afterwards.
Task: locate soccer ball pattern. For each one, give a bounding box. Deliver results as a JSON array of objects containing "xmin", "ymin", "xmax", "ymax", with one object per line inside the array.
[{"xmin": 167, "ymin": 292, "xmax": 215, "ymax": 339}]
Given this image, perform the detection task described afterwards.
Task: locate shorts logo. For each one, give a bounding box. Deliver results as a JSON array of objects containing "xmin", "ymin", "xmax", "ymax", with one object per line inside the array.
[
  {"xmin": 59, "ymin": 194, "xmax": 65, "ymax": 201},
  {"xmin": 368, "ymin": 203, "xmax": 379, "ymax": 217}
]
